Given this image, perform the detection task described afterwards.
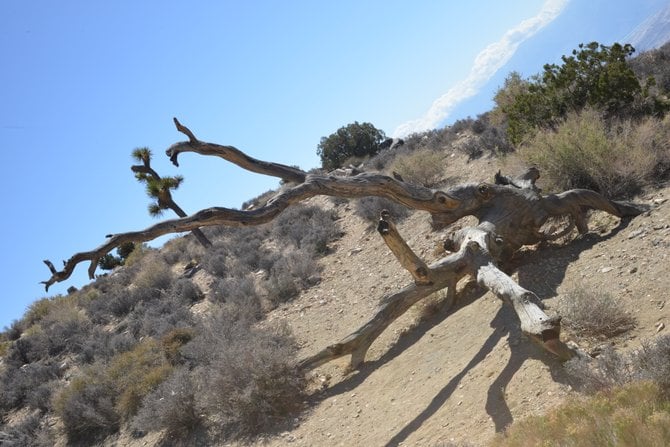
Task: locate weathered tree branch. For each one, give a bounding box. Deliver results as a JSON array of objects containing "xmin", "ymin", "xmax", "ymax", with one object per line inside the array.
[
  {"xmin": 167, "ymin": 117, "xmax": 307, "ymax": 184},
  {"xmin": 43, "ymin": 119, "xmax": 649, "ymax": 367},
  {"xmin": 131, "ymin": 151, "xmax": 213, "ymax": 248}
]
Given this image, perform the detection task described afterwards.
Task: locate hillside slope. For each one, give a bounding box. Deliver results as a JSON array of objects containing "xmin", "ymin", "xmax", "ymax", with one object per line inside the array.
[{"xmin": 228, "ymin": 153, "xmax": 670, "ymax": 447}]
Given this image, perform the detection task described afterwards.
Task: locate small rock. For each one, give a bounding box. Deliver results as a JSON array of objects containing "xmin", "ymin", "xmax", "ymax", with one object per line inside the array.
[
  {"xmin": 599, "ymin": 267, "xmax": 614, "ymax": 273},
  {"xmin": 349, "ymin": 247, "xmax": 363, "ymax": 256},
  {"xmin": 628, "ymin": 229, "xmax": 645, "ymax": 239},
  {"xmin": 629, "ymin": 266, "xmax": 638, "ymax": 274},
  {"xmin": 656, "ymin": 322, "xmax": 665, "ymax": 333}
]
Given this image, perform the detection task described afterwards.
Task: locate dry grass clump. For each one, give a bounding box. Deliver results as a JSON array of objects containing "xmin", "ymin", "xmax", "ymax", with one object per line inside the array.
[
  {"xmin": 389, "ymin": 147, "xmax": 445, "ymax": 187},
  {"xmin": 520, "ymin": 109, "xmax": 670, "ymax": 197},
  {"xmin": 133, "ymin": 253, "xmax": 173, "ymax": 290},
  {"xmin": 354, "ymin": 196, "xmax": 412, "ymax": 225},
  {"xmin": 53, "ymin": 338, "xmax": 173, "ymax": 443},
  {"xmin": 558, "ymin": 286, "xmax": 635, "ymax": 339},
  {"xmin": 493, "ymin": 381, "xmax": 670, "ymax": 447}
]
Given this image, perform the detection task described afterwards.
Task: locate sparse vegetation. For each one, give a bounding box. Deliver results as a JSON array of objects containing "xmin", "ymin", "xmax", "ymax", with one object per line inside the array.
[
  {"xmin": 558, "ymin": 284, "xmax": 636, "ymax": 339},
  {"xmin": 389, "ymin": 147, "xmax": 445, "ymax": 187},
  {"xmin": 493, "ymin": 381, "xmax": 670, "ymax": 447},
  {"xmin": 317, "ymin": 121, "xmax": 387, "ymax": 170},
  {"xmin": 521, "ymin": 109, "xmax": 670, "ymax": 197},
  {"xmin": 4, "ymin": 39, "xmax": 670, "ymax": 447},
  {"xmin": 354, "ymin": 196, "xmax": 412, "ymax": 225}
]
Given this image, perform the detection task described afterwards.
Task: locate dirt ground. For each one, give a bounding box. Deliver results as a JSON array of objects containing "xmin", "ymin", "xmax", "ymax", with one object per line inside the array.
[{"xmin": 241, "ymin": 152, "xmax": 670, "ymax": 447}]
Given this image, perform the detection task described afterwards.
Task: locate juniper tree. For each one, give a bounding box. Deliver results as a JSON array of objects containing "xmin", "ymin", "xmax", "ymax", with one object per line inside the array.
[{"xmin": 131, "ymin": 147, "xmax": 212, "ymax": 248}]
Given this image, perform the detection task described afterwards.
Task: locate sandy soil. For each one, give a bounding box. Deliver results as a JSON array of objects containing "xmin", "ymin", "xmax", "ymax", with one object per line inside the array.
[{"xmin": 243, "ymin": 152, "xmax": 670, "ymax": 447}]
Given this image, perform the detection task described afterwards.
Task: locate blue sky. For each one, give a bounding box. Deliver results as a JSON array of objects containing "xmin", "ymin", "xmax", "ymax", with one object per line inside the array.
[{"xmin": 1, "ymin": 0, "xmax": 666, "ymax": 329}]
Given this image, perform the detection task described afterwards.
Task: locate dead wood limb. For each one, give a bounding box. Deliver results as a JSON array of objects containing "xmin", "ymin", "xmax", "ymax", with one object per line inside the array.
[
  {"xmin": 298, "ymin": 231, "xmax": 576, "ymax": 372},
  {"xmin": 298, "ymin": 249, "xmax": 471, "ymax": 371},
  {"xmin": 377, "ymin": 210, "xmax": 432, "ymax": 285},
  {"xmin": 167, "ymin": 118, "xmax": 307, "ymax": 184}
]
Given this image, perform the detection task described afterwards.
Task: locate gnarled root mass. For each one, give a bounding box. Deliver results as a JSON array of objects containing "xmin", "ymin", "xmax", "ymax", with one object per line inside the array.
[{"xmin": 43, "ymin": 119, "xmax": 649, "ymax": 368}]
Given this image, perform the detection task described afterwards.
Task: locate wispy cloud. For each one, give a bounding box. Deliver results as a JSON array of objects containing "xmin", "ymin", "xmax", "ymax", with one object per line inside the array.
[{"xmin": 393, "ymin": 0, "xmax": 569, "ymax": 137}]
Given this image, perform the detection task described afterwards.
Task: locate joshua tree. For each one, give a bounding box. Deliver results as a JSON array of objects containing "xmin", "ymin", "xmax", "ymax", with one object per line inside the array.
[
  {"xmin": 43, "ymin": 118, "xmax": 649, "ymax": 370},
  {"xmin": 130, "ymin": 147, "xmax": 212, "ymax": 248}
]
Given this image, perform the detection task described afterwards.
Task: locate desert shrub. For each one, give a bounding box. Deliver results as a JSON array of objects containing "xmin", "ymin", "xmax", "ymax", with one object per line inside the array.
[
  {"xmin": 558, "ymin": 286, "xmax": 635, "ymax": 339},
  {"xmin": 520, "ymin": 109, "xmax": 669, "ymax": 197},
  {"xmin": 263, "ymin": 248, "xmax": 320, "ymax": 305},
  {"xmin": 24, "ymin": 297, "xmax": 59, "ymax": 327},
  {"xmin": 389, "ymin": 148, "xmax": 445, "ymax": 187},
  {"xmin": 368, "ymin": 144, "xmax": 403, "ymax": 171},
  {"xmin": 122, "ymin": 243, "xmax": 150, "ymax": 268},
  {"xmin": 131, "ymin": 367, "xmax": 204, "ymax": 442},
  {"xmin": 211, "ymin": 277, "xmax": 263, "ymax": 324},
  {"xmin": 26, "ymin": 380, "xmax": 58, "ymax": 412},
  {"xmin": 3, "ymin": 319, "xmax": 25, "ymax": 341},
  {"xmin": 264, "ymin": 257, "xmax": 301, "ymax": 304},
  {"xmin": 55, "ymin": 338, "xmax": 172, "ymax": 443},
  {"xmin": 0, "ymin": 411, "xmax": 54, "ymax": 447},
  {"xmin": 169, "ymin": 277, "xmax": 203, "ymax": 304},
  {"xmin": 86, "ymin": 287, "xmax": 137, "ymax": 322},
  {"xmin": 565, "ymin": 334, "xmax": 670, "ymax": 398},
  {"xmin": 638, "ymin": 334, "xmax": 670, "ymax": 395},
  {"xmin": 564, "ymin": 347, "xmax": 636, "ymax": 394},
  {"xmin": 0, "ymin": 362, "xmax": 60, "ymax": 412},
  {"xmin": 4, "ymin": 306, "xmax": 95, "ymax": 365},
  {"xmin": 202, "ymin": 245, "xmax": 229, "ymax": 277},
  {"xmin": 106, "ymin": 339, "xmax": 172, "ymax": 419},
  {"xmin": 133, "ymin": 253, "xmax": 173, "ymax": 290},
  {"xmin": 271, "ymin": 205, "xmax": 340, "ymax": 254},
  {"xmin": 161, "ymin": 236, "xmax": 190, "ymax": 265},
  {"xmin": 184, "ymin": 314, "xmax": 306, "ymax": 439},
  {"xmin": 126, "ymin": 295, "xmax": 193, "ymax": 338},
  {"xmin": 493, "ymin": 381, "xmax": 670, "ymax": 447},
  {"xmin": 203, "ymin": 228, "xmax": 270, "ymax": 275},
  {"xmin": 480, "ymin": 125, "xmax": 514, "ymax": 155},
  {"xmin": 161, "ymin": 328, "xmax": 195, "ymax": 366},
  {"xmin": 54, "ymin": 374, "xmax": 121, "ymax": 443},
  {"xmin": 354, "ymin": 196, "xmax": 412, "ymax": 225}
]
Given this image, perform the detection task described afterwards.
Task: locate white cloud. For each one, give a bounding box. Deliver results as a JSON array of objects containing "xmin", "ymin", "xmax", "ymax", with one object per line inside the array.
[{"xmin": 393, "ymin": 0, "xmax": 569, "ymax": 137}]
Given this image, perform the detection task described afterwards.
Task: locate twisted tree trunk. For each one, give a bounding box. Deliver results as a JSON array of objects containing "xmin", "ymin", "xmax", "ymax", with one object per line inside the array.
[{"xmin": 43, "ymin": 118, "xmax": 649, "ymax": 369}]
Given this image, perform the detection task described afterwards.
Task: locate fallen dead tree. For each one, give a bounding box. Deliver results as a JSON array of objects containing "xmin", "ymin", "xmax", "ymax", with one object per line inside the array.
[{"xmin": 43, "ymin": 118, "xmax": 649, "ymax": 369}]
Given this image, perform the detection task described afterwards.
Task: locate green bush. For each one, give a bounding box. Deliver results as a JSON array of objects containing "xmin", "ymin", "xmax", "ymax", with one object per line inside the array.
[
  {"xmin": 520, "ymin": 109, "xmax": 669, "ymax": 197},
  {"xmin": 317, "ymin": 121, "xmax": 386, "ymax": 170},
  {"xmin": 495, "ymin": 42, "xmax": 666, "ymax": 145}
]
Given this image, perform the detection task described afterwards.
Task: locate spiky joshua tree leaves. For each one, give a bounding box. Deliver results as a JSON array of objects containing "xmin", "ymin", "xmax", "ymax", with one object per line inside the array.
[{"xmin": 131, "ymin": 147, "xmax": 212, "ymax": 248}]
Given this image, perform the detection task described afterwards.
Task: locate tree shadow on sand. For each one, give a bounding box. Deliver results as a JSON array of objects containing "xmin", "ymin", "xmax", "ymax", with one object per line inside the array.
[{"xmin": 309, "ymin": 217, "xmax": 635, "ymax": 446}]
